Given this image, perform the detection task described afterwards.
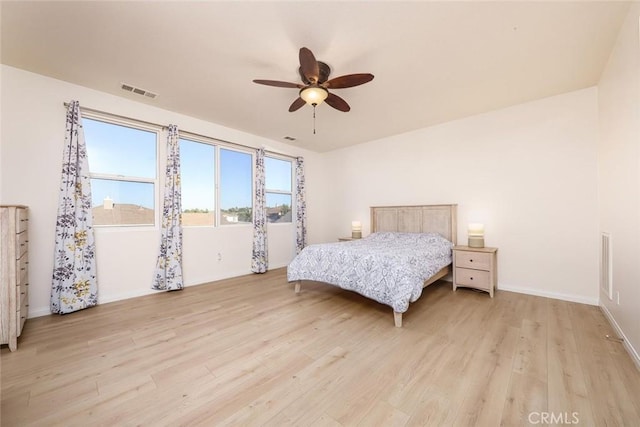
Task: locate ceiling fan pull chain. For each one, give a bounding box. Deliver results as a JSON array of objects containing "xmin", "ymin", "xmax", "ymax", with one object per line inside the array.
[{"xmin": 313, "ymin": 104, "xmax": 317, "ymax": 134}]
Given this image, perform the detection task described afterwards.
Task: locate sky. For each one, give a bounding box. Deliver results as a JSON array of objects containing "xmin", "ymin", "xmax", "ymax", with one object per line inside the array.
[{"xmin": 83, "ymin": 118, "xmax": 293, "ymax": 211}]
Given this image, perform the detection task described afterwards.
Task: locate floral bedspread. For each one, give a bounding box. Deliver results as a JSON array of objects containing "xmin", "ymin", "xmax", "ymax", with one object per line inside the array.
[{"xmin": 287, "ymin": 232, "xmax": 453, "ymax": 313}]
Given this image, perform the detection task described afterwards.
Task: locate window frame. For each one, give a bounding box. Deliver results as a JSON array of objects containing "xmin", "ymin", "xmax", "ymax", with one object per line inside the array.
[
  {"xmin": 217, "ymin": 145, "xmax": 254, "ymax": 227},
  {"xmin": 264, "ymin": 154, "xmax": 294, "ymax": 225},
  {"xmin": 80, "ymin": 112, "xmax": 297, "ymax": 230},
  {"xmin": 82, "ymin": 112, "xmax": 160, "ymax": 229},
  {"xmin": 178, "ymin": 135, "xmax": 217, "ymax": 228},
  {"xmin": 178, "ymin": 133, "xmax": 255, "ymax": 228}
]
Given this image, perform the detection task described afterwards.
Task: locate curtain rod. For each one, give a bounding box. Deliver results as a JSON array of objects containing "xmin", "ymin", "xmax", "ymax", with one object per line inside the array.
[
  {"xmin": 64, "ymin": 102, "xmax": 165, "ymax": 129},
  {"xmin": 62, "ymin": 102, "xmax": 299, "ymax": 160}
]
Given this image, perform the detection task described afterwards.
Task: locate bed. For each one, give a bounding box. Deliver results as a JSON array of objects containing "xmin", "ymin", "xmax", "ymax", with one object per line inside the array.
[{"xmin": 287, "ymin": 204, "xmax": 457, "ymax": 327}]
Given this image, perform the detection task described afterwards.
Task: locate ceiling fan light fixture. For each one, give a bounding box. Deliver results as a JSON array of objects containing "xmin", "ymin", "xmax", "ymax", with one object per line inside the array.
[{"xmin": 300, "ymin": 86, "xmax": 328, "ymax": 106}]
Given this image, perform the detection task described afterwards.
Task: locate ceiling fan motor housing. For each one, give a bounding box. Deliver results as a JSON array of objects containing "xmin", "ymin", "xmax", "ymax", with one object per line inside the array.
[{"xmin": 299, "ymin": 61, "xmax": 331, "ymax": 84}]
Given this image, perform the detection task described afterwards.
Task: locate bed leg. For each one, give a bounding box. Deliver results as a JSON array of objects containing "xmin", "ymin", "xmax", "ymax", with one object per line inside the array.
[
  {"xmin": 294, "ymin": 281, "xmax": 301, "ymax": 293},
  {"xmin": 393, "ymin": 311, "xmax": 403, "ymax": 328}
]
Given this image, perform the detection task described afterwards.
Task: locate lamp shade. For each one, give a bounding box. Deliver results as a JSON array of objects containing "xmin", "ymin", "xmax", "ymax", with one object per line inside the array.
[
  {"xmin": 351, "ymin": 220, "xmax": 362, "ymax": 239},
  {"xmin": 300, "ymin": 86, "xmax": 328, "ymax": 105},
  {"xmin": 468, "ymin": 223, "xmax": 485, "ymax": 248},
  {"xmin": 468, "ymin": 223, "xmax": 485, "ymax": 236}
]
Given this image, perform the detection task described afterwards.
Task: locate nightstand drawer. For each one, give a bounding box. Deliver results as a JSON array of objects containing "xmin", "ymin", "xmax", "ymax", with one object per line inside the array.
[
  {"xmin": 455, "ymin": 251, "xmax": 491, "ymax": 270},
  {"xmin": 455, "ymin": 268, "xmax": 490, "ymax": 289}
]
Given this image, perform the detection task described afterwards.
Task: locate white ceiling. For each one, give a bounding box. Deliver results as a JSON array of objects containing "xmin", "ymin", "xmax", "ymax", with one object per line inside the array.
[{"xmin": 0, "ymin": 1, "xmax": 631, "ymax": 152}]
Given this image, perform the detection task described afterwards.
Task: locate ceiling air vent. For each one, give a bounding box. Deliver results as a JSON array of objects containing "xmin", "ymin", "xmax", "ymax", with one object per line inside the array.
[{"xmin": 120, "ymin": 82, "xmax": 157, "ymax": 99}]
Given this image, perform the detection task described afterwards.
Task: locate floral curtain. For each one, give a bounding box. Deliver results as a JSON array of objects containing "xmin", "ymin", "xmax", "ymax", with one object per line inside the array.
[
  {"xmin": 51, "ymin": 100, "xmax": 98, "ymax": 314},
  {"xmin": 295, "ymin": 157, "xmax": 307, "ymax": 254},
  {"xmin": 152, "ymin": 125, "xmax": 184, "ymax": 291},
  {"xmin": 251, "ymin": 148, "xmax": 268, "ymax": 273}
]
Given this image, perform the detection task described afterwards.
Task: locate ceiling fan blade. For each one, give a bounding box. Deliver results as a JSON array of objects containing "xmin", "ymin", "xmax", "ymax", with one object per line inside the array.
[
  {"xmin": 325, "ymin": 73, "xmax": 374, "ymax": 89},
  {"xmin": 325, "ymin": 93, "xmax": 350, "ymax": 112},
  {"xmin": 288, "ymin": 97, "xmax": 306, "ymax": 112},
  {"xmin": 253, "ymin": 79, "xmax": 302, "ymax": 89},
  {"xmin": 299, "ymin": 47, "xmax": 320, "ymax": 84}
]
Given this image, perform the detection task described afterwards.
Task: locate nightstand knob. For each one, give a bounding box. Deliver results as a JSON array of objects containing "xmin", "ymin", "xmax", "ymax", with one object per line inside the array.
[
  {"xmin": 470, "ymin": 259, "xmax": 474, "ymax": 262},
  {"xmin": 470, "ymin": 277, "xmax": 474, "ymax": 280}
]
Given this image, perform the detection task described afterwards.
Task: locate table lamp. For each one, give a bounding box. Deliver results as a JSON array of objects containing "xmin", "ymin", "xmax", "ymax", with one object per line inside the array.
[
  {"xmin": 351, "ymin": 221, "xmax": 362, "ymax": 239},
  {"xmin": 468, "ymin": 223, "xmax": 485, "ymax": 248}
]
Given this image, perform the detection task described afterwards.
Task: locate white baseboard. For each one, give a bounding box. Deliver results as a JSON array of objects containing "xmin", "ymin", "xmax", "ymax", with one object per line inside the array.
[
  {"xmin": 183, "ymin": 268, "xmax": 253, "ymax": 288},
  {"xmin": 29, "ymin": 264, "xmax": 291, "ymax": 319},
  {"xmin": 29, "ymin": 306, "xmax": 53, "ymax": 318},
  {"xmin": 29, "ymin": 287, "xmax": 158, "ymax": 318},
  {"xmin": 599, "ymin": 303, "xmax": 640, "ymax": 371},
  {"xmin": 498, "ymin": 284, "xmax": 599, "ymax": 306},
  {"xmin": 184, "ymin": 263, "xmax": 288, "ymax": 288}
]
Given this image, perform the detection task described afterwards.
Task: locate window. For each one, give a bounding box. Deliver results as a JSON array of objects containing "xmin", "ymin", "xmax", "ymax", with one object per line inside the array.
[
  {"xmin": 265, "ymin": 156, "xmax": 292, "ymax": 223},
  {"xmin": 179, "ymin": 139, "xmax": 253, "ymax": 226},
  {"xmin": 180, "ymin": 138, "xmax": 215, "ymax": 226},
  {"xmin": 83, "ymin": 117, "xmax": 158, "ymax": 226},
  {"xmin": 219, "ymin": 148, "xmax": 252, "ymax": 225}
]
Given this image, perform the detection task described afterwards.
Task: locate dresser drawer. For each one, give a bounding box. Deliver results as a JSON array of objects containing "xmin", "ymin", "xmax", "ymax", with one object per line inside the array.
[
  {"xmin": 456, "ymin": 251, "xmax": 491, "ymax": 270},
  {"xmin": 18, "ymin": 283, "xmax": 28, "ymax": 308},
  {"xmin": 16, "ymin": 231, "xmax": 28, "ymax": 259},
  {"xmin": 17, "ymin": 285, "xmax": 28, "ymax": 336},
  {"xmin": 15, "ymin": 284, "xmax": 24, "ymax": 310},
  {"xmin": 16, "ymin": 208, "xmax": 28, "ymax": 233},
  {"xmin": 455, "ymin": 267, "xmax": 491, "ymax": 289},
  {"xmin": 1, "ymin": 205, "xmax": 29, "ymax": 351},
  {"xmin": 17, "ymin": 253, "xmax": 28, "ymax": 286}
]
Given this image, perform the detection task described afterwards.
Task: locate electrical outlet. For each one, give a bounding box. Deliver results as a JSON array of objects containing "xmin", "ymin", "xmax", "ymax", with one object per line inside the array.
[{"xmin": 217, "ymin": 252, "xmax": 222, "ymax": 261}]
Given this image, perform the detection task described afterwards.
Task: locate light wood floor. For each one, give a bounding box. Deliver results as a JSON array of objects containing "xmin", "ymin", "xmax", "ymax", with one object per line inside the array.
[{"xmin": 2, "ymin": 268, "xmax": 639, "ymax": 426}]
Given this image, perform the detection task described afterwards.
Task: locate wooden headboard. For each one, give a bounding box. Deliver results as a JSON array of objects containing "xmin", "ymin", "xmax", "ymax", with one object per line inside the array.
[{"xmin": 370, "ymin": 204, "xmax": 457, "ymax": 244}]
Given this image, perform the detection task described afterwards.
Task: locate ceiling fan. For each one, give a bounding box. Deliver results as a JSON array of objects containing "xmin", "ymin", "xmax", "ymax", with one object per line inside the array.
[{"xmin": 253, "ymin": 47, "xmax": 374, "ymax": 113}]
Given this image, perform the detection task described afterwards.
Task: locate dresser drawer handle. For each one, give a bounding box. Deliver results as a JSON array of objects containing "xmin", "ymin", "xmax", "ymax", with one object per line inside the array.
[
  {"xmin": 469, "ymin": 259, "xmax": 473, "ymax": 262},
  {"xmin": 470, "ymin": 277, "xmax": 474, "ymax": 280}
]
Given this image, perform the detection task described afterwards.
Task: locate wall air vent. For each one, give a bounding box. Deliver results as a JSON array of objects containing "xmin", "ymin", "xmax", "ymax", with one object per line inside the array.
[
  {"xmin": 600, "ymin": 232, "xmax": 612, "ymax": 300},
  {"xmin": 120, "ymin": 83, "xmax": 157, "ymax": 99}
]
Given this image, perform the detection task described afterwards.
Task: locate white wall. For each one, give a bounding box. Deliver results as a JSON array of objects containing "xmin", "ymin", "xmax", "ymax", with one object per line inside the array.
[
  {"xmin": 0, "ymin": 65, "xmax": 321, "ymax": 317},
  {"xmin": 0, "ymin": 62, "xmax": 615, "ymax": 329},
  {"xmin": 319, "ymin": 88, "xmax": 600, "ymax": 305},
  {"xmin": 597, "ymin": 3, "xmax": 640, "ymax": 364}
]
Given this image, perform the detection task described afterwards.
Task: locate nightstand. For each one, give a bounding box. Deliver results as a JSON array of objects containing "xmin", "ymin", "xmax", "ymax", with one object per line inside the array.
[
  {"xmin": 338, "ymin": 237, "xmax": 354, "ymax": 242},
  {"xmin": 453, "ymin": 246, "xmax": 498, "ymax": 297}
]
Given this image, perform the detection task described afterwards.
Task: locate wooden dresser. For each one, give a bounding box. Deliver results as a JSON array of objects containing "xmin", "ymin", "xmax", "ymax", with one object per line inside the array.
[{"xmin": 1, "ymin": 205, "xmax": 29, "ymax": 351}]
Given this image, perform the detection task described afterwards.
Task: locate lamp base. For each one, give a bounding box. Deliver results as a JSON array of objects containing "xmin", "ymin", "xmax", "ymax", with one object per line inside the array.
[
  {"xmin": 468, "ymin": 236, "xmax": 484, "ymax": 248},
  {"xmin": 352, "ymin": 231, "xmax": 362, "ymax": 239}
]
